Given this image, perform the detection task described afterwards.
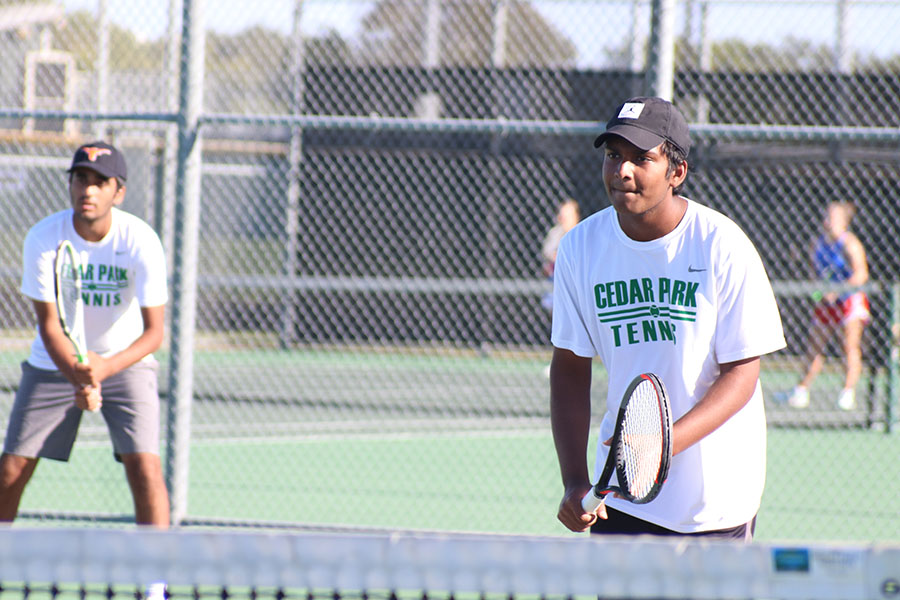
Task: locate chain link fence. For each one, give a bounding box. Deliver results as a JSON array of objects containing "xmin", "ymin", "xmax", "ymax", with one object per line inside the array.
[{"xmin": 0, "ymin": 0, "xmax": 898, "ymax": 541}]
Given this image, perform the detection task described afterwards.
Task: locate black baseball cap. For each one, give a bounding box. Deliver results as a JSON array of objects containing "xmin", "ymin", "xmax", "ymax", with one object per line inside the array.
[
  {"xmin": 593, "ymin": 97, "xmax": 691, "ymax": 157},
  {"xmin": 67, "ymin": 141, "xmax": 127, "ymax": 181}
]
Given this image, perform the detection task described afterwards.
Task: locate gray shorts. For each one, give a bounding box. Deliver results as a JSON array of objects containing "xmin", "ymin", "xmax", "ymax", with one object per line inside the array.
[{"xmin": 3, "ymin": 360, "xmax": 162, "ymax": 462}]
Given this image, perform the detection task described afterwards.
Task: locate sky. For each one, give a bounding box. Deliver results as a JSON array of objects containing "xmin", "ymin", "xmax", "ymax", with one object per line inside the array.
[
  {"xmin": 60, "ymin": 0, "xmax": 367, "ymax": 40},
  {"xmin": 58, "ymin": 0, "xmax": 900, "ymax": 68}
]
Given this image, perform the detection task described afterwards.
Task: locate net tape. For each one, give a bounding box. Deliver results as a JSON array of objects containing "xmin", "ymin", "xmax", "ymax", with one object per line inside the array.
[{"xmin": 0, "ymin": 529, "xmax": 898, "ymax": 600}]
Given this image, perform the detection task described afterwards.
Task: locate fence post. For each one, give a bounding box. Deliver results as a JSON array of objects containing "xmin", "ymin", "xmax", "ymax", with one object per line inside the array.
[
  {"xmin": 279, "ymin": 0, "xmax": 306, "ymax": 349},
  {"xmin": 646, "ymin": 0, "xmax": 676, "ymax": 99},
  {"xmin": 166, "ymin": 0, "xmax": 205, "ymax": 526},
  {"xmin": 889, "ymin": 282, "xmax": 900, "ymax": 433}
]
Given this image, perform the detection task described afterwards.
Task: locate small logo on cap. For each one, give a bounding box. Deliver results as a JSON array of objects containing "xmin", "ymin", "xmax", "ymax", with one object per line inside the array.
[
  {"xmin": 617, "ymin": 102, "xmax": 645, "ymax": 119},
  {"xmin": 82, "ymin": 147, "xmax": 112, "ymax": 162}
]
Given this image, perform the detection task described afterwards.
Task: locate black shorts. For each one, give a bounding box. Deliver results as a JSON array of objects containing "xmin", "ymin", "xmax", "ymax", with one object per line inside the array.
[{"xmin": 590, "ymin": 506, "xmax": 756, "ymax": 541}]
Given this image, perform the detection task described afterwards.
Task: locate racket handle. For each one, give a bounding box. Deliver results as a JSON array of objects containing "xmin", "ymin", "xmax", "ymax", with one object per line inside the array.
[{"xmin": 581, "ymin": 489, "xmax": 606, "ymax": 513}]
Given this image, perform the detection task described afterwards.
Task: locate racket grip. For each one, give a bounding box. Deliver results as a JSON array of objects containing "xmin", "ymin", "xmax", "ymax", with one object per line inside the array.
[{"xmin": 581, "ymin": 489, "xmax": 605, "ymax": 513}]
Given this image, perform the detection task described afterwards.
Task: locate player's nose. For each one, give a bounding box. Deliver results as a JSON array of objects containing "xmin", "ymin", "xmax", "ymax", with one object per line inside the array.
[{"xmin": 614, "ymin": 159, "xmax": 635, "ymax": 179}]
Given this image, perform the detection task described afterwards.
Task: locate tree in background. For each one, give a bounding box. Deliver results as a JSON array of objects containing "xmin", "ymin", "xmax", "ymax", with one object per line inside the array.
[
  {"xmin": 52, "ymin": 10, "xmax": 165, "ymax": 72},
  {"xmin": 356, "ymin": 0, "xmax": 577, "ymax": 67}
]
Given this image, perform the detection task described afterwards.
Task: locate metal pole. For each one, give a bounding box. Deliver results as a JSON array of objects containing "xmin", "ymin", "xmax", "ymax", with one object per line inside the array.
[
  {"xmin": 419, "ymin": 0, "xmax": 441, "ymax": 119},
  {"xmin": 160, "ymin": 0, "xmax": 182, "ymax": 275},
  {"xmin": 481, "ymin": 0, "xmax": 509, "ymax": 356},
  {"xmin": 646, "ymin": 0, "xmax": 676, "ymax": 100},
  {"xmin": 491, "ymin": 0, "xmax": 508, "ymax": 68},
  {"xmin": 629, "ymin": 0, "xmax": 643, "ymax": 72},
  {"xmin": 280, "ymin": 0, "xmax": 305, "ymax": 349},
  {"xmin": 166, "ymin": 0, "xmax": 205, "ymax": 526},
  {"xmin": 832, "ymin": 0, "xmax": 851, "ymax": 161},
  {"xmin": 424, "ymin": 0, "xmax": 441, "ymax": 67},
  {"xmin": 836, "ymin": 0, "xmax": 851, "ymax": 74},
  {"xmin": 697, "ymin": 2, "xmax": 711, "ymax": 122},
  {"xmin": 95, "ymin": 0, "xmax": 109, "ymax": 139},
  {"xmin": 684, "ymin": 0, "xmax": 694, "ymax": 65},
  {"xmin": 889, "ymin": 283, "xmax": 899, "ymax": 433}
]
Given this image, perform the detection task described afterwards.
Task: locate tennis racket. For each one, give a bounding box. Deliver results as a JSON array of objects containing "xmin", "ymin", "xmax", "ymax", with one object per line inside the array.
[
  {"xmin": 54, "ymin": 240, "xmax": 100, "ymax": 412},
  {"xmin": 582, "ymin": 372, "xmax": 673, "ymax": 512}
]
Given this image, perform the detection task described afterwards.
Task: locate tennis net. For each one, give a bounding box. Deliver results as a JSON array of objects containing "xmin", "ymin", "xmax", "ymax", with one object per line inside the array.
[{"xmin": 0, "ymin": 528, "xmax": 898, "ymax": 600}]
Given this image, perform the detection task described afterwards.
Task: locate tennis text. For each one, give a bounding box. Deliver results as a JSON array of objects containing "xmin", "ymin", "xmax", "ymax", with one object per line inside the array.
[{"xmin": 80, "ymin": 263, "xmax": 129, "ymax": 307}]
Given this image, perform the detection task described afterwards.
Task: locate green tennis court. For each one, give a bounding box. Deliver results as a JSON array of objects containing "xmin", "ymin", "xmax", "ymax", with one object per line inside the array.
[
  {"xmin": 14, "ymin": 418, "xmax": 900, "ymax": 541},
  {"xmin": 2, "ymin": 343, "xmax": 899, "ymax": 541}
]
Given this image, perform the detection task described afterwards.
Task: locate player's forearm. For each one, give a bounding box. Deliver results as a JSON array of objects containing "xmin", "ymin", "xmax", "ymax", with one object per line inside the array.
[
  {"xmin": 846, "ymin": 237, "xmax": 868, "ymax": 286},
  {"xmin": 33, "ymin": 302, "xmax": 81, "ymax": 381},
  {"xmin": 671, "ymin": 357, "xmax": 760, "ymax": 456},
  {"xmin": 96, "ymin": 330, "xmax": 163, "ymax": 379},
  {"xmin": 39, "ymin": 328, "xmax": 81, "ymax": 382},
  {"xmin": 95, "ymin": 305, "xmax": 166, "ymax": 379},
  {"xmin": 847, "ymin": 273, "xmax": 868, "ymax": 287},
  {"xmin": 552, "ymin": 405, "xmax": 592, "ymax": 488},
  {"xmin": 847, "ymin": 262, "xmax": 868, "ymax": 287},
  {"xmin": 549, "ymin": 350, "xmax": 594, "ymax": 488}
]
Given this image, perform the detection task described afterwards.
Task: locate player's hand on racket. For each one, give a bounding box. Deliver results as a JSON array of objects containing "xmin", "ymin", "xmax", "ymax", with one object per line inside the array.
[
  {"xmin": 557, "ymin": 436, "xmax": 621, "ymax": 532},
  {"xmin": 70, "ymin": 356, "xmax": 95, "ymax": 387},
  {"xmin": 74, "ymin": 382, "xmax": 102, "ymax": 412},
  {"xmin": 558, "ymin": 482, "xmax": 604, "ymax": 532},
  {"xmin": 71, "ymin": 355, "xmax": 103, "ymax": 412},
  {"xmin": 74, "ymin": 351, "xmax": 112, "ymax": 382}
]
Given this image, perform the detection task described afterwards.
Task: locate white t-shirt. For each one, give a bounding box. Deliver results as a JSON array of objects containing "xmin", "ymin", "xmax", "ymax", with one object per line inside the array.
[
  {"xmin": 21, "ymin": 207, "xmax": 168, "ymax": 371},
  {"xmin": 551, "ymin": 199, "xmax": 786, "ymax": 533}
]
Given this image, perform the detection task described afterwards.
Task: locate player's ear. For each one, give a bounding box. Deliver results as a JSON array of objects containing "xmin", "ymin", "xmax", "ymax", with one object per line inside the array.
[
  {"xmin": 113, "ymin": 182, "xmax": 126, "ymax": 205},
  {"xmin": 669, "ymin": 159, "xmax": 688, "ymax": 189}
]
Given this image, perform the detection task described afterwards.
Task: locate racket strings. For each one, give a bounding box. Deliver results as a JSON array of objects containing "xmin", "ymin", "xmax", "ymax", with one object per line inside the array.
[
  {"xmin": 57, "ymin": 250, "xmax": 86, "ymax": 346},
  {"xmin": 617, "ymin": 381, "xmax": 664, "ymax": 499}
]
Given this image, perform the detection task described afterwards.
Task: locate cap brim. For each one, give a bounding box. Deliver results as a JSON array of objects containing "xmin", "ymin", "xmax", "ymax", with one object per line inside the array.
[
  {"xmin": 593, "ymin": 124, "xmax": 666, "ymax": 151},
  {"xmin": 67, "ymin": 162, "xmax": 122, "ymax": 180}
]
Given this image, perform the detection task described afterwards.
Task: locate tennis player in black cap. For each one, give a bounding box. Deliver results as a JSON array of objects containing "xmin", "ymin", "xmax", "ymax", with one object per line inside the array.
[
  {"xmin": 550, "ymin": 98, "xmax": 786, "ymax": 540},
  {"xmin": 0, "ymin": 141, "xmax": 170, "ymax": 527}
]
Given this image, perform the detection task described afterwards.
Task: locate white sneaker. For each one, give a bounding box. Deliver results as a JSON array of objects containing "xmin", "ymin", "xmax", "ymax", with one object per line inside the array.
[
  {"xmin": 837, "ymin": 388, "xmax": 856, "ymax": 411},
  {"xmin": 786, "ymin": 386, "xmax": 810, "ymax": 408}
]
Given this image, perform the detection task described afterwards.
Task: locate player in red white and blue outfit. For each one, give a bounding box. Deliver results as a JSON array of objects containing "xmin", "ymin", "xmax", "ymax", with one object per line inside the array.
[{"xmin": 785, "ymin": 201, "xmax": 870, "ymax": 411}]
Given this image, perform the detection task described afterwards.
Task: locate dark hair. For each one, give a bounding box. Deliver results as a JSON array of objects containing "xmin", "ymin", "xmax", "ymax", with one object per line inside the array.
[{"xmin": 663, "ymin": 140, "xmax": 688, "ymax": 195}]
